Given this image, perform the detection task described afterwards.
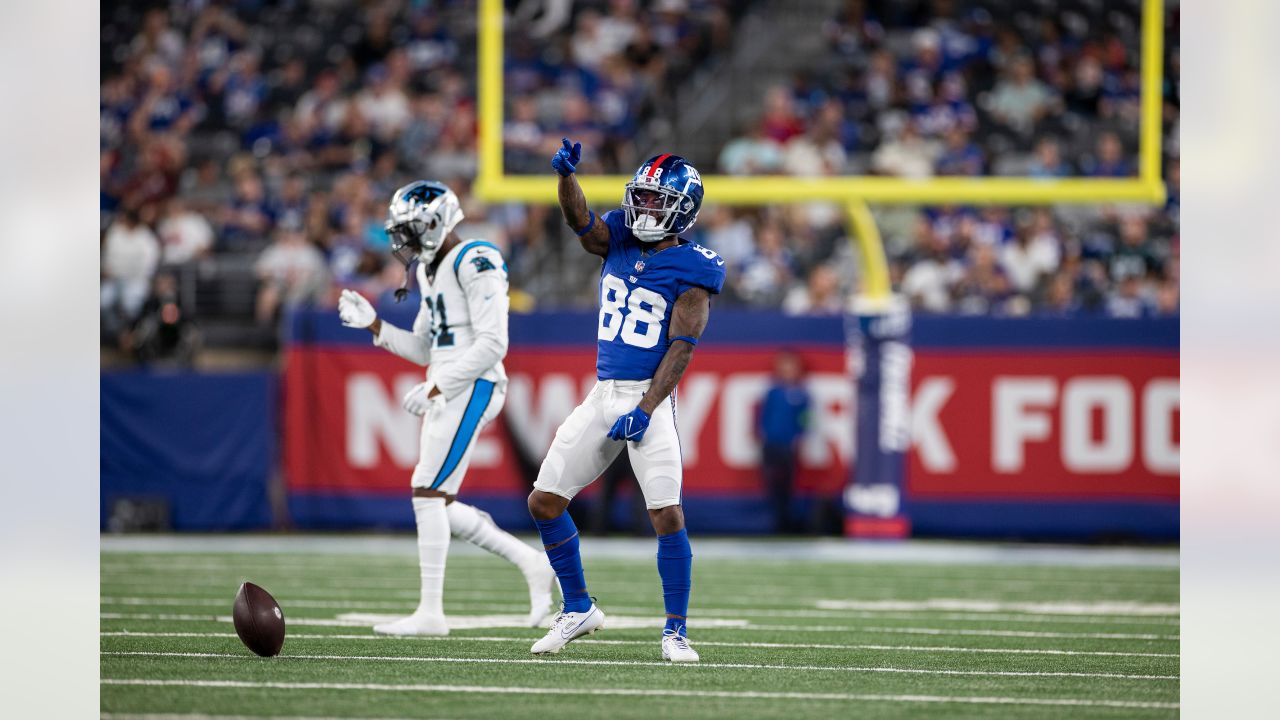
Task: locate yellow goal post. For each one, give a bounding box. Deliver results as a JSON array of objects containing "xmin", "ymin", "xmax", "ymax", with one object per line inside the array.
[{"xmin": 472, "ymin": 0, "xmax": 1167, "ymax": 304}]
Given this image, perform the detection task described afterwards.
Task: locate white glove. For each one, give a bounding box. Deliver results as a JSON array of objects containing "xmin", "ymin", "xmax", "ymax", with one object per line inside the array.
[
  {"xmin": 402, "ymin": 381, "xmax": 441, "ymax": 417},
  {"xmin": 338, "ymin": 289, "xmax": 377, "ymax": 329}
]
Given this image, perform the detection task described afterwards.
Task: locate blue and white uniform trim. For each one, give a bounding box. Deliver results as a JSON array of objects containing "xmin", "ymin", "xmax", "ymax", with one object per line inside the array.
[
  {"xmin": 452, "ymin": 240, "xmax": 508, "ymax": 275},
  {"xmin": 430, "ymin": 379, "xmax": 496, "ymax": 489}
]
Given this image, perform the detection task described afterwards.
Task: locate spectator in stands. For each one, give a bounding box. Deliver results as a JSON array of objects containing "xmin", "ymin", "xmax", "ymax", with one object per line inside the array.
[
  {"xmin": 825, "ymin": 0, "xmax": 884, "ymax": 64},
  {"xmin": 757, "ymin": 349, "xmax": 810, "ymax": 534},
  {"xmin": 872, "ymin": 115, "xmax": 940, "ymax": 178},
  {"xmin": 783, "ymin": 264, "xmax": 845, "ymax": 316},
  {"xmin": 1039, "ymin": 271, "xmax": 1082, "ymax": 317},
  {"xmin": 1106, "ymin": 273, "xmax": 1153, "ymax": 318},
  {"xmin": 355, "ymin": 63, "xmax": 411, "ymax": 142},
  {"xmin": 701, "ymin": 206, "xmax": 756, "ymax": 270},
  {"xmin": 719, "ymin": 120, "xmax": 784, "ymax": 176},
  {"xmin": 102, "ymin": 205, "xmax": 162, "ymax": 339},
  {"xmin": 985, "ymin": 54, "xmax": 1055, "ymax": 138},
  {"xmin": 157, "ymin": 197, "xmax": 214, "ymax": 267},
  {"xmin": 254, "ymin": 227, "xmax": 329, "ymax": 326},
  {"xmin": 735, "ymin": 221, "xmax": 796, "ymax": 307},
  {"xmin": 1027, "ymin": 136, "xmax": 1071, "ymax": 177},
  {"xmin": 952, "ymin": 244, "xmax": 1013, "ymax": 315},
  {"xmin": 128, "ymin": 63, "xmax": 199, "ymax": 141},
  {"xmin": 1153, "ymin": 278, "xmax": 1179, "ymax": 316},
  {"xmin": 1000, "ymin": 209, "xmax": 1061, "ymax": 294},
  {"xmin": 900, "ymin": 224, "xmax": 955, "ymax": 313},
  {"xmin": 219, "ymin": 170, "xmax": 273, "ymax": 251},
  {"xmin": 126, "ymin": 270, "xmax": 199, "ymax": 366},
  {"xmin": 504, "ymin": 95, "xmax": 546, "ymax": 174},
  {"xmin": 1108, "ymin": 212, "xmax": 1162, "ymax": 282},
  {"xmin": 1087, "ymin": 131, "xmax": 1135, "ymax": 177},
  {"xmin": 783, "ymin": 102, "xmax": 848, "ymax": 177},
  {"xmin": 760, "ymin": 85, "xmax": 805, "ymax": 144},
  {"xmin": 935, "ymin": 127, "xmax": 984, "ymax": 176}
]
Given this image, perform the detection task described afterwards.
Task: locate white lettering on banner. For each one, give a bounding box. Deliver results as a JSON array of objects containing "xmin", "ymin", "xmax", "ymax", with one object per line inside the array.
[
  {"xmin": 1142, "ymin": 379, "xmax": 1179, "ymax": 474},
  {"xmin": 879, "ymin": 342, "xmax": 912, "ymax": 453},
  {"xmin": 1061, "ymin": 377, "xmax": 1133, "ymax": 472},
  {"xmin": 993, "ymin": 377, "xmax": 1057, "ymax": 472},
  {"xmin": 347, "ymin": 373, "xmax": 421, "ymax": 468},
  {"xmin": 799, "ymin": 375, "xmax": 855, "ymax": 467},
  {"xmin": 504, "ymin": 374, "xmax": 580, "ymax": 459},
  {"xmin": 720, "ymin": 373, "xmax": 770, "ymax": 467},
  {"xmin": 674, "ymin": 374, "xmax": 719, "ymax": 466},
  {"xmin": 910, "ymin": 377, "xmax": 956, "ymax": 473},
  {"xmin": 845, "ymin": 483, "xmax": 901, "ymax": 518}
]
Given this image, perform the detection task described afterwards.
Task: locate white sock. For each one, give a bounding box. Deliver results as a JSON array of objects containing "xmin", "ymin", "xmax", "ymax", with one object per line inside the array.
[
  {"xmin": 412, "ymin": 496, "xmax": 450, "ymax": 616},
  {"xmin": 447, "ymin": 501, "xmax": 541, "ymax": 570}
]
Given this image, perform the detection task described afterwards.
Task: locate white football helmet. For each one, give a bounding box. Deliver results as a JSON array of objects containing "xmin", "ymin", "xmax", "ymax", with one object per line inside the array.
[{"xmin": 385, "ymin": 180, "xmax": 464, "ymax": 267}]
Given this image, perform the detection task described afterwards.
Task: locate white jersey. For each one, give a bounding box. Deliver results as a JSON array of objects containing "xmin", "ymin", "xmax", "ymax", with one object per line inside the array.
[{"xmin": 374, "ymin": 239, "xmax": 509, "ymax": 400}]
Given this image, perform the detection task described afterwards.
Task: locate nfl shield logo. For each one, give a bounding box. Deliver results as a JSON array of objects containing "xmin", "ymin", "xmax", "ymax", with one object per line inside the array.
[{"xmin": 634, "ymin": 260, "xmax": 645, "ymax": 272}]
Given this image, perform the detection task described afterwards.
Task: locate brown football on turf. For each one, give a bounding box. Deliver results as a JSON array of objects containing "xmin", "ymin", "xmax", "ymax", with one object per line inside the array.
[{"xmin": 232, "ymin": 581, "xmax": 285, "ymax": 657}]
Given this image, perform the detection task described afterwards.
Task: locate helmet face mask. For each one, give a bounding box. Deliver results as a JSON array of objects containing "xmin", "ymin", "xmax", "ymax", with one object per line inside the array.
[
  {"xmin": 623, "ymin": 155, "xmax": 703, "ymax": 242},
  {"xmin": 385, "ymin": 181, "xmax": 463, "ymax": 267}
]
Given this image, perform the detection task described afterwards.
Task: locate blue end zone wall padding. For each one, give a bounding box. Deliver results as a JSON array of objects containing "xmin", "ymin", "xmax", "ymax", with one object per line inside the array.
[{"xmin": 101, "ymin": 371, "xmax": 275, "ymax": 530}]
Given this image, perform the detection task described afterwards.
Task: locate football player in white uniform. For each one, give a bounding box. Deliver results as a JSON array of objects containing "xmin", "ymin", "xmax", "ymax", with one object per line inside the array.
[{"xmin": 338, "ymin": 180, "xmax": 556, "ymax": 636}]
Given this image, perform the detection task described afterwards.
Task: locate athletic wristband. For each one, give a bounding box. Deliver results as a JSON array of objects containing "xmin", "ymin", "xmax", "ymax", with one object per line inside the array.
[
  {"xmin": 574, "ymin": 211, "xmax": 597, "ymax": 237},
  {"xmin": 671, "ymin": 335, "xmax": 698, "ymax": 347}
]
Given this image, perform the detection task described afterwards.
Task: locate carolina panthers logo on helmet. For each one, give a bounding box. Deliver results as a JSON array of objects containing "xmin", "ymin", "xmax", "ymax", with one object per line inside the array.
[
  {"xmin": 385, "ymin": 180, "xmax": 465, "ymax": 268},
  {"xmin": 622, "ymin": 154, "xmax": 704, "ymax": 242}
]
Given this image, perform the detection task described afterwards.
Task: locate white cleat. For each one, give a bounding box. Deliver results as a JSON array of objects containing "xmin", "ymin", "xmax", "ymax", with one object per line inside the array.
[
  {"xmin": 372, "ymin": 611, "xmax": 449, "ymax": 637},
  {"xmin": 530, "ymin": 604, "xmax": 605, "ymax": 654},
  {"xmin": 661, "ymin": 629, "xmax": 700, "ymax": 662},
  {"xmin": 522, "ymin": 561, "xmax": 558, "ymax": 627}
]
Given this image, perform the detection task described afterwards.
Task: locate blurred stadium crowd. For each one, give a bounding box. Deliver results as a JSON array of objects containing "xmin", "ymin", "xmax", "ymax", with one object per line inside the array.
[{"xmin": 100, "ymin": 0, "xmax": 1178, "ymax": 359}]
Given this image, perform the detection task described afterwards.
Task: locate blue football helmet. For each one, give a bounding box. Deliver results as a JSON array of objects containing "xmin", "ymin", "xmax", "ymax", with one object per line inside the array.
[{"xmin": 622, "ymin": 154, "xmax": 704, "ymax": 242}]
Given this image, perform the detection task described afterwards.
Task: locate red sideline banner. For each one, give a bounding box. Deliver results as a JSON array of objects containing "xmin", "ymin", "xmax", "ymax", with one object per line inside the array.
[
  {"xmin": 283, "ymin": 348, "xmax": 852, "ymax": 497},
  {"xmin": 284, "ymin": 346, "xmax": 1177, "ymax": 501},
  {"xmin": 908, "ymin": 352, "xmax": 1179, "ymax": 500}
]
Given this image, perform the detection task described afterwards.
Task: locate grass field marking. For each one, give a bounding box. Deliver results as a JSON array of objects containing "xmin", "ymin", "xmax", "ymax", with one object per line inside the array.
[
  {"xmin": 100, "ymin": 630, "xmax": 1182, "ymax": 658},
  {"xmin": 101, "ymin": 715, "xmax": 420, "ymax": 720},
  {"xmin": 99, "ymin": 678, "xmax": 1180, "ymax": 710},
  {"xmin": 814, "ymin": 599, "xmax": 1179, "ymax": 616},
  {"xmin": 100, "ymin": 612, "xmax": 1180, "ymax": 640},
  {"xmin": 102, "ymin": 651, "xmax": 1179, "ymax": 681},
  {"xmin": 100, "ymin": 560, "xmax": 1178, "ymax": 587},
  {"xmin": 100, "ymin": 595, "xmax": 1182, "ymax": 627},
  {"xmin": 100, "ymin": 595, "xmax": 1182, "ymax": 624},
  {"xmin": 744, "ymin": 624, "xmax": 1179, "ymax": 640}
]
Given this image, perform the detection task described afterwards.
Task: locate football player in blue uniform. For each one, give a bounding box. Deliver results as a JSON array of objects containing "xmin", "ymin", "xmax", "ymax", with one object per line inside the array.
[{"xmin": 527, "ymin": 139, "xmax": 725, "ymax": 662}]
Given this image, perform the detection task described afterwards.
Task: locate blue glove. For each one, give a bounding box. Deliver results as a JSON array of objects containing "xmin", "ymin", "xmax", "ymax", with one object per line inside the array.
[
  {"xmin": 607, "ymin": 406, "xmax": 651, "ymax": 443},
  {"xmin": 552, "ymin": 137, "xmax": 582, "ymax": 177}
]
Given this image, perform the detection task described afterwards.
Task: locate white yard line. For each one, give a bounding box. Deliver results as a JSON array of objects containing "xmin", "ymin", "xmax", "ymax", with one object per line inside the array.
[
  {"xmin": 100, "ymin": 630, "xmax": 1181, "ymax": 658},
  {"xmin": 99, "ymin": 596, "xmax": 1180, "ymax": 623},
  {"xmin": 102, "ymin": 651, "xmax": 1179, "ymax": 681},
  {"xmin": 99, "ymin": 535, "xmax": 1179, "ymax": 568},
  {"xmin": 101, "ymin": 715, "xmax": 420, "ymax": 720},
  {"xmin": 815, "ymin": 599, "xmax": 1179, "ymax": 616},
  {"xmin": 100, "ymin": 562, "xmax": 1175, "ymax": 588},
  {"xmin": 99, "ymin": 612, "xmax": 1180, "ymax": 640},
  {"xmin": 99, "ymin": 678, "xmax": 1180, "ymax": 709},
  {"xmin": 98, "ymin": 595, "xmax": 1181, "ymax": 626}
]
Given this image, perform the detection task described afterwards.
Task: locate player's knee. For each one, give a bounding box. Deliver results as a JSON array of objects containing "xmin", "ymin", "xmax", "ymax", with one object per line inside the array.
[
  {"xmin": 527, "ymin": 489, "xmax": 567, "ymax": 520},
  {"xmin": 648, "ymin": 504, "xmax": 685, "ymax": 535}
]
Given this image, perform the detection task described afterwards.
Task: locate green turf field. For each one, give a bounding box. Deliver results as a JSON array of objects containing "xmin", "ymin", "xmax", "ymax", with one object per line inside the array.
[{"xmin": 100, "ymin": 537, "xmax": 1178, "ymax": 719}]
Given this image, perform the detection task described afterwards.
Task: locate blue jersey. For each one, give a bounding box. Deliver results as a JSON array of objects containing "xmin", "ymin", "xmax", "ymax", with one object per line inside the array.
[{"xmin": 596, "ymin": 210, "xmax": 726, "ymax": 380}]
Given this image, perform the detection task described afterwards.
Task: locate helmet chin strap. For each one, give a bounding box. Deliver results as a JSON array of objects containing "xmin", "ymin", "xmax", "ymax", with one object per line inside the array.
[{"xmin": 394, "ymin": 259, "xmax": 417, "ymax": 302}]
